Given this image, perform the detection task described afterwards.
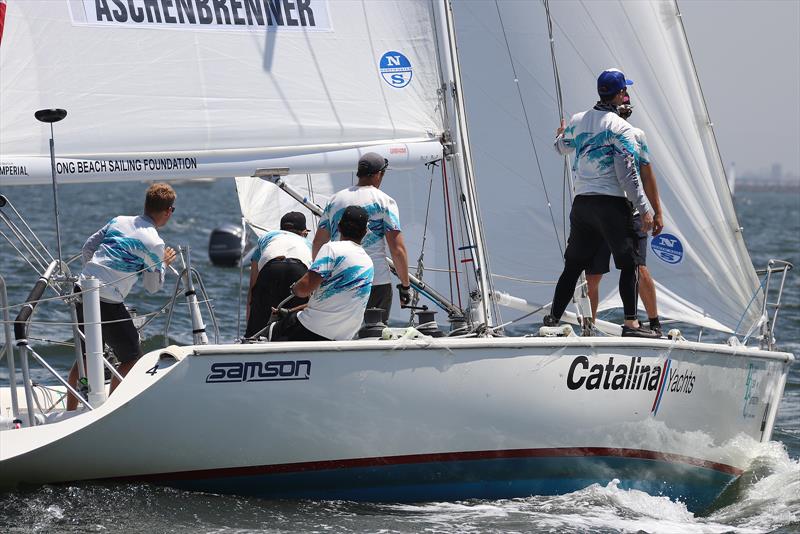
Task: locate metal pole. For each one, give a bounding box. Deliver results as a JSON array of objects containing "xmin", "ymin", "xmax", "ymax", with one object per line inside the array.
[
  {"xmin": 0, "ymin": 276, "xmax": 20, "ymax": 419},
  {"xmin": 35, "ymin": 109, "xmax": 68, "ymax": 271},
  {"xmin": 82, "ymin": 277, "xmax": 107, "ymax": 407},
  {"xmin": 48, "ymin": 125, "xmax": 64, "ymax": 269},
  {"xmin": 69, "ymin": 302, "xmax": 87, "ymax": 383},
  {"xmin": 17, "ymin": 344, "xmax": 37, "ymax": 427},
  {"xmin": 181, "ymin": 247, "xmax": 209, "ymax": 345}
]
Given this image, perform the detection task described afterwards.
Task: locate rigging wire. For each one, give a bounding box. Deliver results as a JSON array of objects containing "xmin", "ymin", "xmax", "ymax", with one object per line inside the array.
[
  {"xmin": 410, "ymin": 162, "xmax": 439, "ymax": 321},
  {"xmin": 494, "ymin": 0, "xmax": 563, "ymax": 256},
  {"xmin": 441, "ymin": 157, "xmax": 463, "ymax": 309}
]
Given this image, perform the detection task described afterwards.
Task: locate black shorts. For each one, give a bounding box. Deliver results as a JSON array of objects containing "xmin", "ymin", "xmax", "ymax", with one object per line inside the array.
[
  {"xmin": 564, "ymin": 195, "xmax": 642, "ymax": 272},
  {"xmin": 245, "ymin": 258, "xmax": 308, "ymax": 338},
  {"xmin": 74, "ymin": 286, "xmax": 142, "ymax": 364},
  {"xmin": 270, "ymin": 311, "xmax": 329, "ymax": 342},
  {"xmin": 586, "ymin": 213, "xmax": 648, "ymax": 275},
  {"xmin": 366, "ymin": 283, "xmax": 393, "ymax": 323}
]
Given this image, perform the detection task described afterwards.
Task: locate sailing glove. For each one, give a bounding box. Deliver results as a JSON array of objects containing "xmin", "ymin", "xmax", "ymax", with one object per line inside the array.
[{"xmin": 397, "ymin": 284, "xmax": 412, "ymax": 306}]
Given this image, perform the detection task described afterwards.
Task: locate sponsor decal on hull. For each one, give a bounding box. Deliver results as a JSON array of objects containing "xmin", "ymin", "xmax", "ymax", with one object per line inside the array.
[
  {"xmin": 206, "ymin": 359, "xmax": 311, "ymax": 383},
  {"xmin": 566, "ymin": 356, "xmax": 695, "ymax": 415}
]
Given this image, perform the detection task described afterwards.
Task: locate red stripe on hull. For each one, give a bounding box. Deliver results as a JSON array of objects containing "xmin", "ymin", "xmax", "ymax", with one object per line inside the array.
[{"xmin": 114, "ymin": 447, "xmax": 743, "ymax": 483}]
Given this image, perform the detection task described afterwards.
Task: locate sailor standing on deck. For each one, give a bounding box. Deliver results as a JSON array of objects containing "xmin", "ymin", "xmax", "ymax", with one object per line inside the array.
[
  {"xmin": 245, "ymin": 212, "xmax": 312, "ymax": 338},
  {"xmin": 67, "ymin": 183, "xmax": 177, "ymax": 410},
  {"xmin": 313, "ymin": 153, "xmax": 411, "ymax": 323},
  {"xmin": 271, "ymin": 206, "xmax": 374, "ymax": 341},
  {"xmin": 543, "ymin": 69, "xmax": 658, "ymax": 338},
  {"xmin": 585, "ymin": 97, "xmax": 665, "ymax": 336}
]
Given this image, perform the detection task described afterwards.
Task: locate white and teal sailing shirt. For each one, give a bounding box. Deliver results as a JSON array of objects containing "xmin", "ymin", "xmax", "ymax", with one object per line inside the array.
[
  {"xmin": 632, "ymin": 127, "xmax": 650, "ymax": 168},
  {"xmin": 555, "ymin": 108, "xmax": 648, "ymax": 214},
  {"xmin": 251, "ymin": 230, "xmax": 312, "ymax": 271},
  {"xmin": 79, "ymin": 215, "xmax": 167, "ymax": 303},
  {"xmin": 297, "ymin": 240, "xmax": 374, "ymax": 340},
  {"xmin": 317, "ymin": 186, "xmax": 400, "ymax": 285}
]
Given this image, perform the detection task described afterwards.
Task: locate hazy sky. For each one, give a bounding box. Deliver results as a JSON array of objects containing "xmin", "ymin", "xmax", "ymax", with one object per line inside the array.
[{"xmin": 679, "ymin": 0, "xmax": 800, "ymax": 178}]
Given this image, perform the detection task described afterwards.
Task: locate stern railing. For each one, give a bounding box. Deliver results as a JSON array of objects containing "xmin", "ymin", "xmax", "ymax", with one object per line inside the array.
[{"xmin": 758, "ymin": 259, "xmax": 793, "ymax": 351}]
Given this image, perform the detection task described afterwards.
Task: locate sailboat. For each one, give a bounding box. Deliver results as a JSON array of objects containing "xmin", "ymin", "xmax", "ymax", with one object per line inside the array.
[{"xmin": 0, "ymin": 0, "xmax": 794, "ymax": 512}]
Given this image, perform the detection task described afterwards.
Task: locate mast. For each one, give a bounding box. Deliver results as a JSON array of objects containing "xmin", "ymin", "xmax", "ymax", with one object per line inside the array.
[{"xmin": 433, "ymin": 0, "xmax": 496, "ymax": 328}]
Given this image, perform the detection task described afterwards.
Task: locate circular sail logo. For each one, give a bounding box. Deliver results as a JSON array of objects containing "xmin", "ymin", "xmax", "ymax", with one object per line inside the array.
[
  {"xmin": 379, "ymin": 51, "xmax": 413, "ymax": 88},
  {"xmin": 651, "ymin": 233, "xmax": 684, "ymax": 264}
]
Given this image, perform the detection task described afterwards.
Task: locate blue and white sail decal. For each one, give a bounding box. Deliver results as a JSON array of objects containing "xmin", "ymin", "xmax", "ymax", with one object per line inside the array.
[
  {"xmin": 379, "ymin": 51, "xmax": 413, "ymax": 88},
  {"xmin": 651, "ymin": 233, "xmax": 684, "ymax": 265}
]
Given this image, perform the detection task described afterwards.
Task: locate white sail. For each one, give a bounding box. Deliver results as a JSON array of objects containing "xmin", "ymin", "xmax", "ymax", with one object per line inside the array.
[
  {"xmin": 450, "ymin": 0, "xmax": 762, "ymax": 334},
  {"xmin": 0, "ymin": 0, "xmax": 444, "ymax": 184}
]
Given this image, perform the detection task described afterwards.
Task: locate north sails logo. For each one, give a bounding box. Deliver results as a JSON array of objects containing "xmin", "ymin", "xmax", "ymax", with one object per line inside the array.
[
  {"xmin": 206, "ymin": 360, "xmax": 311, "ymax": 383},
  {"xmin": 566, "ymin": 356, "xmax": 695, "ymax": 415}
]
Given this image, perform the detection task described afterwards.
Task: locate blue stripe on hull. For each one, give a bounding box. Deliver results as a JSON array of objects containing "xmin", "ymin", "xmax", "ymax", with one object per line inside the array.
[{"xmin": 161, "ymin": 456, "xmax": 735, "ymax": 512}]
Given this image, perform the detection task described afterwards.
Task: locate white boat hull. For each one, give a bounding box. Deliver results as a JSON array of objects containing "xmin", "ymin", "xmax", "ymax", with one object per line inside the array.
[{"xmin": 1, "ymin": 337, "xmax": 792, "ymax": 511}]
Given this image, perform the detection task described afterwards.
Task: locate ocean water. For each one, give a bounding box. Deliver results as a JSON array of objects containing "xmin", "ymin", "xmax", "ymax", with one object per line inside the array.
[{"xmin": 0, "ymin": 181, "xmax": 798, "ymax": 533}]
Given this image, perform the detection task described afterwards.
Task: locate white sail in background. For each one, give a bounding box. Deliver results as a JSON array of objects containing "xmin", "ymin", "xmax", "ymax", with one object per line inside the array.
[
  {"xmin": 0, "ymin": 0, "xmax": 443, "ymax": 184},
  {"xmin": 450, "ymin": 0, "xmax": 762, "ymax": 334}
]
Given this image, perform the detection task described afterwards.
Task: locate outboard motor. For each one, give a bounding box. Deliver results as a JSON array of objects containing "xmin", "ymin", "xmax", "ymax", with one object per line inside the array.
[{"xmin": 209, "ymin": 223, "xmax": 245, "ymax": 267}]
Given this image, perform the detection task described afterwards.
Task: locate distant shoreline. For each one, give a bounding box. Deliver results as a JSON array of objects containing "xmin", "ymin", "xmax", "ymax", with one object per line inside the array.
[{"xmin": 735, "ymin": 181, "xmax": 800, "ymax": 193}]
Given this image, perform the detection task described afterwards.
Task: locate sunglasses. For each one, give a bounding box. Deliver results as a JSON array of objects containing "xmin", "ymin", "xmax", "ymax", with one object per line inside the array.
[{"xmin": 168, "ymin": 206, "xmax": 176, "ymax": 213}]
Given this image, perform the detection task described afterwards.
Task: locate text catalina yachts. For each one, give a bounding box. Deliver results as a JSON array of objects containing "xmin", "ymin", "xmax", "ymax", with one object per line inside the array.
[
  {"xmin": 93, "ymin": 0, "xmax": 319, "ymax": 28},
  {"xmin": 567, "ymin": 356, "xmax": 695, "ymax": 394}
]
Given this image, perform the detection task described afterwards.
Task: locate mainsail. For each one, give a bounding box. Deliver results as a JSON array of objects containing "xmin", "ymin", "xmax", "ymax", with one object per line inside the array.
[
  {"xmin": 0, "ymin": 0, "xmax": 443, "ymax": 184},
  {"xmin": 449, "ymin": 0, "xmax": 762, "ymax": 334},
  {"xmin": 0, "ymin": 0, "xmax": 764, "ymax": 335}
]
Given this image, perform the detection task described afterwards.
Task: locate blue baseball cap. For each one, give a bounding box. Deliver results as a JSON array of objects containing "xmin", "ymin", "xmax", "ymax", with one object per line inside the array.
[{"xmin": 597, "ymin": 69, "xmax": 633, "ymax": 97}]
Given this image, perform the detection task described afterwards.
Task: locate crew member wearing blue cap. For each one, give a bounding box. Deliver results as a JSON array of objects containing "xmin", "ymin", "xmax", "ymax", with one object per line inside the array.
[
  {"xmin": 585, "ymin": 96, "xmax": 665, "ymax": 336},
  {"xmin": 543, "ymin": 68, "xmax": 658, "ymax": 338},
  {"xmin": 313, "ymin": 152, "xmax": 411, "ymax": 323}
]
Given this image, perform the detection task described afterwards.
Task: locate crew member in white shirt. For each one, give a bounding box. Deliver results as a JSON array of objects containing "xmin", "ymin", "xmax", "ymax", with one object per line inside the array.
[
  {"xmin": 245, "ymin": 212, "xmax": 312, "ymax": 338},
  {"xmin": 67, "ymin": 183, "xmax": 177, "ymax": 409},
  {"xmin": 313, "ymin": 153, "xmax": 411, "ymax": 323},
  {"xmin": 544, "ymin": 68, "xmax": 658, "ymax": 338},
  {"xmin": 272, "ymin": 205, "xmax": 374, "ymax": 341},
  {"xmin": 585, "ymin": 96, "xmax": 665, "ymax": 336}
]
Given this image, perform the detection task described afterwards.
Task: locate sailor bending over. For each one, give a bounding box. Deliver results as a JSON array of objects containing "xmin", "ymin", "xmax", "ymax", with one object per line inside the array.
[
  {"xmin": 543, "ymin": 68, "xmax": 658, "ymax": 338},
  {"xmin": 271, "ymin": 206, "xmax": 374, "ymax": 341},
  {"xmin": 67, "ymin": 183, "xmax": 177, "ymax": 410},
  {"xmin": 313, "ymin": 152, "xmax": 411, "ymax": 323},
  {"xmin": 245, "ymin": 211, "xmax": 312, "ymax": 338},
  {"xmin": 585, "ymin": 96, "xmax": 665, "ymax": 336}
]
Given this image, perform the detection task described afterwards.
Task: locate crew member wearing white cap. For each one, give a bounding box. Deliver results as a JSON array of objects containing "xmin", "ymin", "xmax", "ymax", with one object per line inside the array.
[
  {"xmin": 313, "ymin": 152, "xmax": 411, "ymax": 323},
  {"xmin": 544, "ymin": 69, "xmax": 658, "ymax": 338},
  {"xmin": 245, "ymin": 211, "xmax": 312, "ymax": 338}
]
